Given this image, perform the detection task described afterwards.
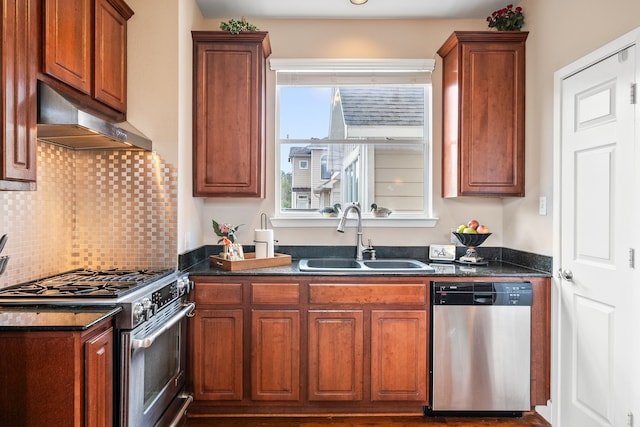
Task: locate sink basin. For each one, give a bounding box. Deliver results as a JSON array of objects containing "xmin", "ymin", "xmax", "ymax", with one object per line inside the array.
[
  {"xmin": 362, "ymin": 260, "xmax": 429, "ymax": 269},
  {"xmin": 298, "ymin": 258, "xmax": 434, "ymax": 272},
  {"xmin": 303, "ymin": 259, "xmax": 362, "ymax": 269}
]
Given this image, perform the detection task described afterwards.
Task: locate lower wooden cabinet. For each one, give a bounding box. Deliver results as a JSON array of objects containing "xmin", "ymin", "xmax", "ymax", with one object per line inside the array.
[
  {"xmin": 0, "ymin": 319, "xmax": 114, "ymax": 427},
  {"xmin": 85, "ymin": 326, "xmax": 114, "ymax": 427},
  {"xmin": 192, "ymin": 308, "xmax": 244, "ymax": 401},
  {"xmin": 371, "ymin": 310, "xmax": 427, "ymax": 401},
  {"xmin": 252, "ymin": 309, "xmax": 300, "ymax": 401},
  {"xmin": 308, "ymin": 310, "xmax": 364, "ymax": 401}
]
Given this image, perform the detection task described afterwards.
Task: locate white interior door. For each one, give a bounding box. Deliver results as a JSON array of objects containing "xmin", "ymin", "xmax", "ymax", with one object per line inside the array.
[{"xmin": 558, "ymin": 45, "xmax": 637, "ymax": 427}]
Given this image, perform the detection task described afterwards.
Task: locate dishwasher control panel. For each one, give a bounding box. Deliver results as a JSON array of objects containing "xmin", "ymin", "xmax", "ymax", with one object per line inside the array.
[{"xmin": 432, "ymin": 281, "xmax": 532, "ymax": 306}]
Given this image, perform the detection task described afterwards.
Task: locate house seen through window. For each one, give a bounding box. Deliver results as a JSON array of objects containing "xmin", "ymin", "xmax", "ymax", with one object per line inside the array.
[{"xmin": 273, "ymin": 59, "xmax": 433, "ymax": 220}]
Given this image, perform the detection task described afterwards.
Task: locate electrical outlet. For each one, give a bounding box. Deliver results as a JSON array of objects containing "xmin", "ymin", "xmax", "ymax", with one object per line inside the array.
[{"xmin": 539, "ymin": 197, "xmax": 547, "ymax": 216}]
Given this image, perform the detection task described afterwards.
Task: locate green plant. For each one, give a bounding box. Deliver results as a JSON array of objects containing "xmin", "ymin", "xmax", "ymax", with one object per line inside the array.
[
  {"xmin": 486, "ymin": 4, "xmax": 524, "ymax": 31},
  {"xmin": 212, "ymin": 219, "xmax": 242, "ymax": 243},
  {"xmin": 220, "ymin": 17, "xmax": 258, "ymax": 34}
]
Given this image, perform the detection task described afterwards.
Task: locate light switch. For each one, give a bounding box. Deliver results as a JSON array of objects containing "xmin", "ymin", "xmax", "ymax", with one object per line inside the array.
[{"xmin": 539, "ymin": 197, "xmax": 547, "ymax": 216}]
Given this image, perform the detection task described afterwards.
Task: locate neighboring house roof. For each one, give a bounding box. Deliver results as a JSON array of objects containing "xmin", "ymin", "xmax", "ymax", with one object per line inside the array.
[
  {"xmin": 338, "ymin": 87, "xmax": 424, "ymax": 126},
  {"xmin": 288, "ymin": 144, "xmax": 327, "ymax": 161},
  {"xmin": 288, "ymin": 146, "xmax": 311, "ymax": 158}
]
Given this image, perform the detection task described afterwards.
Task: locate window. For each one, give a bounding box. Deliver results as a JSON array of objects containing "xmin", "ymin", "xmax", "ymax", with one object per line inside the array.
[{"xmin": 271, "ymin": 59, "xmax": 436, "ymax": 226}]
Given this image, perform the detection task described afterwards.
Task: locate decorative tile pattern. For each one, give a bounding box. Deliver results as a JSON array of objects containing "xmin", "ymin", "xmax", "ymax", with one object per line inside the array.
[{"xmin": 0, "ymin": 142, "xmax": 177, "ymax": 288}]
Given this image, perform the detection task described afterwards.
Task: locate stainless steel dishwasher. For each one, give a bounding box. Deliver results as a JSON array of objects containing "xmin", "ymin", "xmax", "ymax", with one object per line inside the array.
[{"xmin": 429, "ymin": 281, "xmax": 532, "ymax": 414}]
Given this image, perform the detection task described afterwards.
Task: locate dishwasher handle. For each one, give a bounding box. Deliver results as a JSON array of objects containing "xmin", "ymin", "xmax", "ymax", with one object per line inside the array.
[{"xmin": 473, "ymin": 292, "xmax": 495, "ymax": 304}]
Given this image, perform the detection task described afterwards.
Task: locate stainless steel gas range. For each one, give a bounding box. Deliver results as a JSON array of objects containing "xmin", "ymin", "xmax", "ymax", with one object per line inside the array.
[{"xmin": 0, "ymin": 268, "xmax": 195, "ymax": 427}]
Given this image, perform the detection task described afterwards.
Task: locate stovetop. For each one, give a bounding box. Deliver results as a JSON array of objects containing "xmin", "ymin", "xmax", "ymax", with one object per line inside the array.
[{"xmin": 0, "ymin": 269, "xmax": 175, "ymax": 298}]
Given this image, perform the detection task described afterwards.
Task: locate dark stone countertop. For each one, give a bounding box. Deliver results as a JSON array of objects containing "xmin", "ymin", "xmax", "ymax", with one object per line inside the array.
[
  {"xmin": 181, "ymin": 245, "xmax": 552, "ymax": 278},
  {"xmin": 0, "ymin": 305, "xmax": 121, "ymax": 331}
]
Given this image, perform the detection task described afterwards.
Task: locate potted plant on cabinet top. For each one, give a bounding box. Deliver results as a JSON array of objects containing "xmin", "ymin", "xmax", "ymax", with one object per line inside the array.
[
  {"xmin": 486, "ymin": 4, "xmax": 525, "ymax": 31},
  {"xmin": 219, "ymin": 17, "xmax": 258, "ymax": 34}
]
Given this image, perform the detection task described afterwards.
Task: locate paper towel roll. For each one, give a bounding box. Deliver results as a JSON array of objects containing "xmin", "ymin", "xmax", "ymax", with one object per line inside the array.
[{"xmin": 254, "ymin": 229, "xmax": 274, "ymax": 259}]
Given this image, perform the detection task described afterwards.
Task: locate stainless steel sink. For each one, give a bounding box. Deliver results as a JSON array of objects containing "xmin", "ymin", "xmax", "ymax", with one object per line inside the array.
[{"xmin": 298, "ymin": 258, "xmax": 434, "ymax": 272}]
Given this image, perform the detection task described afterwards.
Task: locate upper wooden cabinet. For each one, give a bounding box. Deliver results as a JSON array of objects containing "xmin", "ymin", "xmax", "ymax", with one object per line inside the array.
[
  {"xmin": 192, "ymin": 31, "xmax": 271, "ymax": 198},
  {"xmin": 437, "ymin": 31, "xmax": 528, "ymax": 197},
  {"xmin": 41, "ymin": 0, "xmax": 132, "ymax": 118},
  {"xmin": 0, "ymin": 0, "xmax": 38, "ymax": 185}
]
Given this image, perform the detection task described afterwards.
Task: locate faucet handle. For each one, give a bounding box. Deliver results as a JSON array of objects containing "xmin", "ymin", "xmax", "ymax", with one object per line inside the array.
[{"xmin": 364, "ymin": 239, "xmax": 376, "ymax": 260}]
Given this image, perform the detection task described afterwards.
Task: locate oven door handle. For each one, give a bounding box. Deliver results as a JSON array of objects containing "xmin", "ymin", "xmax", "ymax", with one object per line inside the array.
[{"xmin": 131, "ymin": 302, "xmax": 195, "ymax": 349}]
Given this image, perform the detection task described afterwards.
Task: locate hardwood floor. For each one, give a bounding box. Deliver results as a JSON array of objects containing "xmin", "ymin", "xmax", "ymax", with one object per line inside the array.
[{"xmin": 184, "ymin": 413, "xmax": 551, "ymax": 426}]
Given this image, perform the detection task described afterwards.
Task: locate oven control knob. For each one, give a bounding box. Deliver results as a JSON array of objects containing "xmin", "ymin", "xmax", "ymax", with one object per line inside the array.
[
  {"xmin": 133, "ymin": 302, "xmax": 145, "ymax": 322},
  {"xmin": 142, "ymin": 298, "xmax": 154, "ymax": 319}
]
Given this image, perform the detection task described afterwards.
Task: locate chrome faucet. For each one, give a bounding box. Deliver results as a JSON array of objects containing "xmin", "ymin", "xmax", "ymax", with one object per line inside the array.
[{"xmin": 336, "ymin": 203, "xmax": 374, "ymax": 261}]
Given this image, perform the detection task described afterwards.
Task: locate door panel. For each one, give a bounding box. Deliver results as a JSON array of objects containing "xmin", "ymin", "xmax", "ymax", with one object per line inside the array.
[
  {"xmin": 251, "ymin": 310, "xmax": 300, "ymax": 401},
  {"xmin": 308, "ymin": 310, "xmax": 364, "ymax": 401},
  {"xmin": 572, "ymin": 296, "xmax": 613, "ymax": 422}
]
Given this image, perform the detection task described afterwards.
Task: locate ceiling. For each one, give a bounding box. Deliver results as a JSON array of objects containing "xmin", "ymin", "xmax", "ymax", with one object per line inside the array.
[{"xmin": 194, "ymin": 0, "xmax": 520, "ymax": 20}]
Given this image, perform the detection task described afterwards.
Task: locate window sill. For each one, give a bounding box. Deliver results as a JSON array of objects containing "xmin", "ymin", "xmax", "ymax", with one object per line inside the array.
[{"xmin": 270, "ymin": 215, "xmax": 439, "ymax": 228}]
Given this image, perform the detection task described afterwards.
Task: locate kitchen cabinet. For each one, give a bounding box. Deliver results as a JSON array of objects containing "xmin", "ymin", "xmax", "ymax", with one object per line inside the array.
[
  {"xmin": 437, "ymin": 31, "xmax": 528, "ymax": 197},
  {"xmin": 41, "ymin": 0, "xmax": 133, "ymax": 119},
  {"xmin": 370, "ymin": 310, "xmax": 427, "ymax": 401},
  {"xmin": 0, "ymin": 318, "xmax": 114, "ymax": 426},
  {"xmin": 192, "ymin": 31, "xmax": 271, "ymax": 198},
  {"xmin": 191, "ymin": 281, "xmax": 244, "ymax": 401},
  {"xmin": 189, "ymin": 276, "xmax": 430, "ymax": 416},
  {"xmin": 252, "ymin": 309, "xmax": 300, "ymax": 401},
  {"xmin": 309, "ymin": 281, "xmax": 428, "ymax": 403},
  {"xmin": 85, "ymin": 326, "xmax": 114, "ymax": 427},
  {"xmin": 308, "ymin": 307, "xmax": 427, "ymax": 403},
  {"xmin": 0, "ymin": 0, "xmax": 38, "ymax": 186},
  {"xmin": 308, "ymin": 310, "xmax": 364, "ymax": 401}
]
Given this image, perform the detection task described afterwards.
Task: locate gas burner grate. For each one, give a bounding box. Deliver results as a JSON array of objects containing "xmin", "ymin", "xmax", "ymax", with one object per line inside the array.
[{"xmin": 0, "ymin": 268, "xmax": 175, "ymax": 298}]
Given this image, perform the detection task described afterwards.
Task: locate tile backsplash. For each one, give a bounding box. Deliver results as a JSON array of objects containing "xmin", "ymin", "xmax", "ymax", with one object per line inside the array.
[{"xmin": 0, "ymin": 142, "xmax": 177, "ymax": 288}]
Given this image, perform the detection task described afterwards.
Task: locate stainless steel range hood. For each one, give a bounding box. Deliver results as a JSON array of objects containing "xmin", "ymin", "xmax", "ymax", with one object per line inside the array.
[{"xmin": 37, "ymin": 82, "xmax": 152, "ymax": 151}]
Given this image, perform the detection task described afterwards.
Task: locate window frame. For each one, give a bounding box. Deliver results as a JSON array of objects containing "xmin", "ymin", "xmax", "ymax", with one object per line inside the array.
[{"xmin": 270, "ymin": 59, "xmax": 438, "ymax": 228}]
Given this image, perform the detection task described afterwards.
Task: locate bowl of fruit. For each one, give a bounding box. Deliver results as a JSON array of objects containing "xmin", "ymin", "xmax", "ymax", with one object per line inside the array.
[{"xmin": 453, "ymin": 219, "xmax": 491, "ymax": 247}]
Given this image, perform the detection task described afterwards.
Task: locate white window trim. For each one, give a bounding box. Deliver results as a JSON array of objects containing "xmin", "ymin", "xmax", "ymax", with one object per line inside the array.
[
  {"xmin": 270, "ymin": 58, "xmax": 435, "ymax": 74},
  {"xmin": 270, "ymin": 58, "xmax": 439, "ymax": 229}
]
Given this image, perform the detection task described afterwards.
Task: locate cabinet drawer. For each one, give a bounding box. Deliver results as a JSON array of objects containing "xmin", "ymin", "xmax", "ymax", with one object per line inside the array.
[
  {"xmin": 195, "ymin": 283, "xmax": 243, "ymax": 305},
  {"xmin": 309, "ymin": 284, "xmax": 426, "ymax": 304},
  {"xmin": 252, "ymin": 283, "xmax": 300, "ymax": 304}
]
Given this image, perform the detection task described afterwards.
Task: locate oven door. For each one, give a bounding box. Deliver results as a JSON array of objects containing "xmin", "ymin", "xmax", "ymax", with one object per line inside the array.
[{"xmin": 120, "ymin": 300, "xmax": 195, "ymax": 427}]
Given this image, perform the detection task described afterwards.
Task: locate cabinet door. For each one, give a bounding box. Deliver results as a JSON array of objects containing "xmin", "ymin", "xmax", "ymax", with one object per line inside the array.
[
  {"xmin": 251, "ymin": 310, "xmax": 300, "ymax": 401},
  {"xmin": 439, "ymin": 31, "xmax": 527, "ymax": 197},
  {"xmin": 1, "ymin": 0, "xmax": 37, "ymax": 182},
  {"xmin": 85, "ymin": 327, "xmax": 114, "ymax": 427},
  {"xmin": 192, "ymin": 32, "xmax": 270, "ymax": 198},
  {"xmin": 94, "ymin": 0, "xmax": 130, "ymax": 112},
  {"xmin": 43, "ymin": 0, "xmax": 92, "ymax": 94},
  {"xmin": 192, "ymin": 309, "xmax": 244, "ymax": 400},
  {"xmin": 370, "ymin": 310, "xmax": 427, "ymax": 401},
  {"xmin": 308, "ymin": 310, "xmax": 364, "ymax": 401}
]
